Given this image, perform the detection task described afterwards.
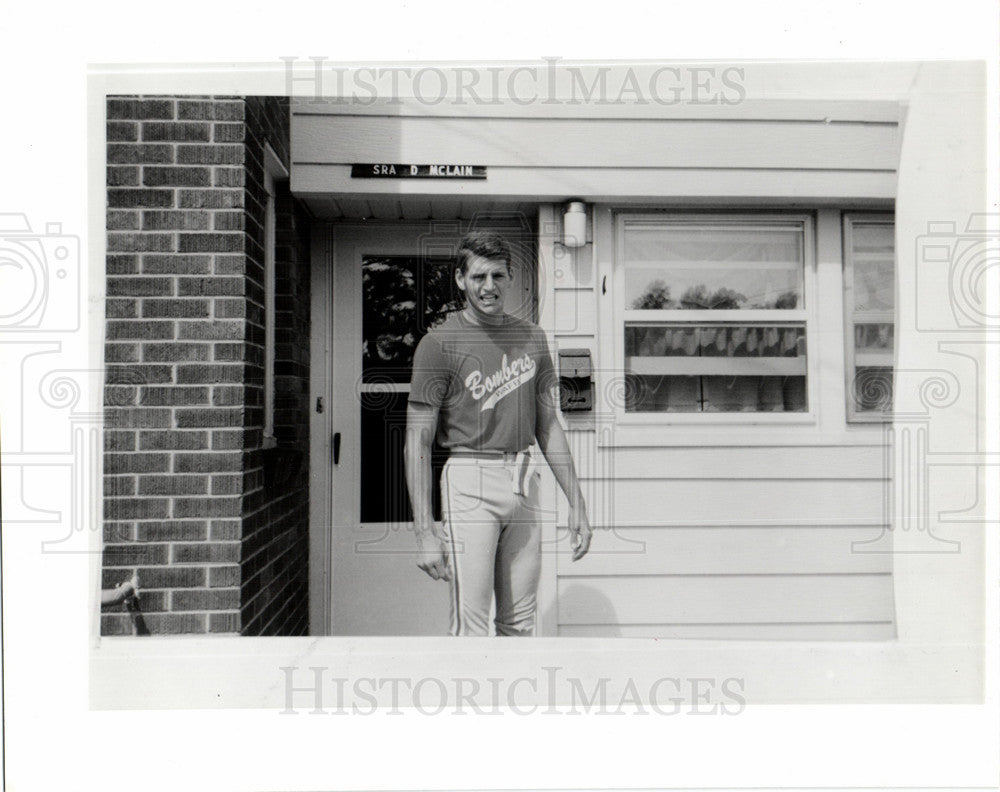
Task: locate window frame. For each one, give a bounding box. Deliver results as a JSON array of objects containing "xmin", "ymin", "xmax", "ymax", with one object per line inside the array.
[
  {"xmin": 842, "ymin": 212, "xmax": 896, "ymax": 424},
  {"xmin": 607, "ymin": 211, "xmax": 819, "ymax": 426}
]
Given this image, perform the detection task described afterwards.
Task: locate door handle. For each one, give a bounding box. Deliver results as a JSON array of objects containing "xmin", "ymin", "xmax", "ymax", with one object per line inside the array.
[{"xmin": 333, "ymin": 432, "xmax": 341, "ymax": 465}]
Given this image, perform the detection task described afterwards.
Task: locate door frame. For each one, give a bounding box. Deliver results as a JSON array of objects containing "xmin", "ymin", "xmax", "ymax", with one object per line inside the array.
[
  {"xmin": 308, "ymin": 217, "xmax": 548, "ymax": 636},
  {"xmin": 308, "ymin": 222, "xmax": 334, "ymax": 636}
]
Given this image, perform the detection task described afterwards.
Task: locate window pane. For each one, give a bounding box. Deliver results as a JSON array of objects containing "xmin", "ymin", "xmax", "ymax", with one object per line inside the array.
[
  {"xmin": 624, "ymin": 225, "xmax": 804, "ymax": 310},
  {"xmin": 845, "ymin": 218, "xmax": 895, "ymax": 421},
  {"xmin": 362, "ymin": 256, "xmax": 462, "ymax": 383},
  {"xmin": 360, "ymin": 392, "xmax": 445, "ymax": 523},
  {"xmin": 624, "ymin": 324, "xmax": 807, "ymax": 413},
  {"xmin": 854, "ymin": 322, "xmax": 894, "ymax": 353},
  {"xmin": 852, "ymin": 259, "xmax": 894, "ymax": 311},
  {"xmin": 851, "ymin": 366, "xmax": 893, "ymax": 414}
]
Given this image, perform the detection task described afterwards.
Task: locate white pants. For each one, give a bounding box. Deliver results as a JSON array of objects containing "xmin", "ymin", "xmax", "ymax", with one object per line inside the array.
[{"xmin": 441, "ymin": 452, "xmax": 542, "ymax": 636}]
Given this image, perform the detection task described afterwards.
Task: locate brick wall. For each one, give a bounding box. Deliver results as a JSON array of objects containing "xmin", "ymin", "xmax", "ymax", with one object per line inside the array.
[
  {"xmin": 239, "ymin": 97, "xmax": 310, "ymax": 636},
  {"xmin": 101, "ymin": 96, "xmax": 310, "ymax": 636}
]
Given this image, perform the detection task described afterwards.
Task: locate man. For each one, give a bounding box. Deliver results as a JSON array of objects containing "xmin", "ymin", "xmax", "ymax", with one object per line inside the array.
[{"xmin": 405, "ymin": 231, "xmax": 591, "ymax": 636}]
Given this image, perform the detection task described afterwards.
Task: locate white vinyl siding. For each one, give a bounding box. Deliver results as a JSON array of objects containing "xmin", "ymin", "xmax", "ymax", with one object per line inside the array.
[
  {"xmin": 548, "ymin": 207, "xmax": 894, "ymax": 641},
  {"xmin": 291, "ymin": 98, "xmax": 900, "ymax": 206}
]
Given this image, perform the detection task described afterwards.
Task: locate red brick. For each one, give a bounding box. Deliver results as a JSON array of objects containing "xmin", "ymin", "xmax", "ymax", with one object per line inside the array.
[
  {"xmin": 107, "ymin": 166, "xmax": 139, "ymax": 186},
  {"xmin": 129, "ymin": 591, "xmax": 169, "ymax": 612},
  {"xmin": 171, "ymin": 540, "xmax": 241, "ymax": 561},
  {"xmin": 107, "ymin": 98, "xmax": 175, "ymax": 120},
  {"xmin": 104, "ymin": 476, "xmax": 136, "ymax": 497},
  {"xmin": 105, "ymin": 364, "xmax": 174, "ymax": 384},
  {"xmin": 210, "ymin": 385, "xmax": 244, "ymax": 406},
  {"xmin": 242, "ymin": 469, "xmax": 263, "ymax": 490},
  {"xmin": 177, "ymin": 189, "xmax": 243, "ymax": 209},
  {"xmin": 101, "ymin": 523, "xmax": 135, "ymax": 544},
  {"xmin": 107, "ymin": 143, "xmax": 174, "ymax": 165},
  {"xmin": 177, "ymin": 144, "xmax": 243, "ymax": 165},
  {"xmin": 178, "ymin": 322, "xmax": 244, "ymax": 343},
  {"xmin": 107, "ymin": 233, "xmax": 175, "ymax": 254},
  {"xmin": 103, "ymin": 408, "xmax": 172, "ymax": 429},
  {"xmin": 141, "ymin": 210, "xmax": 210, "ymax": 231},
  {"xmin": 171, "ymin": 588, "xmax": 239, "ymax": 611},
  {"xmin": 173, "ymin": 451, "xmax": 242, "ymax": 473},
  {"xmin": 214, "ymin": 298, "xmax": 246, "ymax": 318},
  {"xmin": 141, "ymin": 613, "xmax": 208, "ymax": 634},
  {"xmin": 178, "ymin": 234, "xmax": 243, "ymax": 253},
  {"xmin": 106, "ymin": 254, "xmax": 139, "ymax": 274},
  {"xmin": 135, "ymin": 520, "xmax": 210, "ymax": 541},
  {"xmin": 210, "ymin": 474, "xmax": 242, "ymax": 495},
  {"xmin": 137, "ymin": 566, "xmax": 206, "ymax": 588},
  {"xmin": 213, "ymin": 167, "xmax": 244, "ymax": 187},
  {"xmin": 107, "ymin": 121, "xmax": 138, "ymax": 141},
  {"xmin": 174, "ymin": 407, "xmax": 246, "ymax": 429},
  {"xmin": 105, "ymin": 298, "xmax": 138, "ymax": 318},
  {"xmin": 143, "ymin": 166, "xmax": 211, "ymax": 188},
  {"xmin": 141, "ymin": 342, "xmax": 210, "ymax": 362},
  {"xmin": 138, "ymin": 430, "xmax": 209, "ymax": 450},
  {"xmin": 213, "ymin": 342, "xmax": 244, "ymax": 362},
  {"xmin": 213, "ymin": 123, "xmax": 245, "ymax": 142},
  {"xmin": 177, "ymin": 100, "xmax": 244, "ymax": 121},
  {"xmin": 101, "ymin": 615, "xmax": 134, "ymax": 635},
  {"xmin": 141, "ymin": 254, "xmax": 212, "ymax": 275},
  {"xmin": 142, "ymin": 298, "xmax": 210, "ymax": 318},
  {"xmin": 177, "ymin": 277, "xmax": 245, "ymax": 297},
  {"xmin": 213, "ymin": 256, "xmax": 245, "ymax": 276},
  {"xmin": 104, "ymin": 430, "xmax": 136, "ymax": 451},
  {"xmin": 137, "ymin": 475, "xmax": 209, "ymax": 496},
  {"xmin": 209, "ymin": 522, "xmax": 242, "ymax": 542},
  {"xmin": 209, "ymin": 612, "xmax": 241, "ymax": 633},
  {"xmin": 104, "ymin": 499, "xmax": 171, "ymax": 520},
  {"xmin": 108, "ymin": 188, "xmax": 173, "ymax": 208},
  {"xmin": 104, "ymin": 385, "xmax": 138, "ymax": 406},
  {"xmin": 213, "ymin": 211, "xmax": 244, "ymax": 231},
  {"xmin": 142, "ymin": 121, "xmax": 210, "ymax": 142},
  {"xmin": 139, "ymin": 386, "xmax": 210, "ymax": 406},
  {"xmin": 106, "ymin": 320, "xmax": 174, "ymax": 340},
  {"xmin": 106, "ymin": 277, "xmax": 174, "ymax": 297},
  {"xmin": 211, "ymin": 430, "xmax": 244, "ymax": 450},
  {"xmin": 107, "ymin": 210, "xmax": 139, "ymax": 231},
  {"xmin": 103, "ymin": 542, "xmax": 170, "ymax": 566},
  {"xmin": 176, "ymin": 364, "xmax": 245, "ymax": 385}
]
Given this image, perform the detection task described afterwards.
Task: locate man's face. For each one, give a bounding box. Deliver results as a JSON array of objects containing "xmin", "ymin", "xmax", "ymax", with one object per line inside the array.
[{"xmin": 455, "ymin": 254, "xmax": 511, "ymax": 321}]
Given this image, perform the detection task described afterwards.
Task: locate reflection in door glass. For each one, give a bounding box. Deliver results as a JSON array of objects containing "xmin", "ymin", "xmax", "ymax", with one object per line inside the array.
[
  {"xmin": 360, "ymin": 392, "xmax": 444, "ymax": 523},
  {"xmin": 360, "ymin": 255, "xmax": 456, "ymax": 523},
  {"xmin": 362, "ymin": 256, "xmax": 462, "ymax": 383}
]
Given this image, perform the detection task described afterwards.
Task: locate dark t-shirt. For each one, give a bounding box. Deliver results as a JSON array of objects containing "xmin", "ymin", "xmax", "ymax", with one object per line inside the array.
[{"xmin": 408, "ymin": 312, "xmax": 558, "ymax": 451}]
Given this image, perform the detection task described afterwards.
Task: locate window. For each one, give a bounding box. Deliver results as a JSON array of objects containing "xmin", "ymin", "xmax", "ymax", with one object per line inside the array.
[
  {"xmin": 359, "ymin": 254, "xmax": 461, "ymax": 523},
  {"xmin": 617, "ymin": 215, "xmax": 812, "ymax": 416},
  {"xmin": 843, "ymin": 215, "xmax": 895, "ymax": 421}
]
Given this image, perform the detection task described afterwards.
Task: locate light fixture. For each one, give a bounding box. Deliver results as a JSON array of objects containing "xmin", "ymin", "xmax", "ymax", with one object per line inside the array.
[{"xmin": 563, "ymin": 200, "xmax": 588, "ymax": 247}]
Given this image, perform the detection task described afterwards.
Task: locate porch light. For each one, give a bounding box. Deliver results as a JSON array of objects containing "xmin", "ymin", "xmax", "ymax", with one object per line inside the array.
[{"xmin": 563, "ymin": 200, "xmax": 588, "ymax": 247}]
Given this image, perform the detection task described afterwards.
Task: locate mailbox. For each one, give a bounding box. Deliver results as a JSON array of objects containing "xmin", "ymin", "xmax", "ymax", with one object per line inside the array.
[{"xmin": 558, "ymin": 348, "xmax": 593, "ymax": 412}]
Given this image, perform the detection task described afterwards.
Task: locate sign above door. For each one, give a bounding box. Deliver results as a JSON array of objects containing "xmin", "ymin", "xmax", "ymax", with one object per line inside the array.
[{"xmin": 351, "ymin": 163, "xmax": 487, "ymax": 179}]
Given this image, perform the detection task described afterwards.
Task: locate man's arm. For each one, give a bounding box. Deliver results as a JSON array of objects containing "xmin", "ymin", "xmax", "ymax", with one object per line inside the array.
[
  {"xmin": 404, "ymin": 402, "xmax": 450, "ymax": 581},
  {"xmin": 535, "ymin": 397, "xmax": 592, "ymax": 561}
]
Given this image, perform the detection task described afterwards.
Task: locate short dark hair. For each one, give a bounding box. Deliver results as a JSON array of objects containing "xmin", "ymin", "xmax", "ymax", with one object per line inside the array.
[{"xmin": 456, "ymin": 231, "xmax": 511, "ymax": 274}]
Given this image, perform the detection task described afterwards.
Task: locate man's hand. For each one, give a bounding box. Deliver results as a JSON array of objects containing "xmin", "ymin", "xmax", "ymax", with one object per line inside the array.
[
  {"xmin": 568, "ymin": 505, "xmax": 592, "ymax": 562},
  {"xmin": 415, "ymin": 529, "xmax": 451, "ymax": 581}
]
